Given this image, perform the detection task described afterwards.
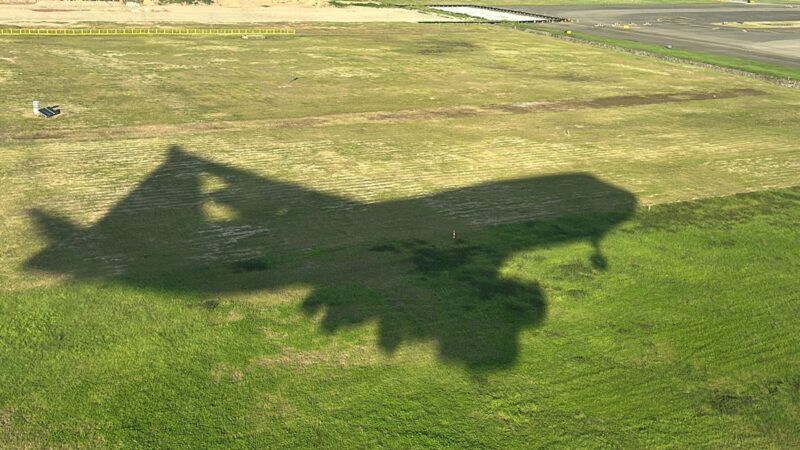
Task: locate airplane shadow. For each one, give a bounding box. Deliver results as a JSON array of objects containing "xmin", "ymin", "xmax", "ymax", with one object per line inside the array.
[{"xmin": 26, "ymin": 145, "xmax": 637, "ymax": 369}]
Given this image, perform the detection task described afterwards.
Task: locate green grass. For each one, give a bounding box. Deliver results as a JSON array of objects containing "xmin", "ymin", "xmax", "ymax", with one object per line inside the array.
[
  {"xmin": 1, "ymin": 23, "xmax": 800, "ymax": 447},
  {"xmin": 519, "ymin": 25, "xmax": 800, "ymax": 82},
  {"xmin": 2, "ymin": 187, "xmax": 799, "ymax": 447}
]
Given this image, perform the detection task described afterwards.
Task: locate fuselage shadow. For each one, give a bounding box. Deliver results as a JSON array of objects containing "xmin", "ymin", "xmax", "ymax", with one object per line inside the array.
[{"xmin": 26, "ymin": 145, "xmax": 638, "ymax": 369}]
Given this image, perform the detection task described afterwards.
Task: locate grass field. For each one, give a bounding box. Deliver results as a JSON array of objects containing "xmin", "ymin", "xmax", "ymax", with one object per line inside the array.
[{"xmin": 1, "ymin": 23, "xmax": 800, "ymax": 447}]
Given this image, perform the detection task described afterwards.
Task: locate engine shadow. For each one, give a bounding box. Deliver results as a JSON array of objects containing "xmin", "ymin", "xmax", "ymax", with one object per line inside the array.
[{"xmin": 26, "ymin": 145, "xmax": 637, "ymax": 369}]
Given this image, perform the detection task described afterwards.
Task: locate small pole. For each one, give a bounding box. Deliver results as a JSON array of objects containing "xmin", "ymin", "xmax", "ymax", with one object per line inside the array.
[{"xmin": 451, "ymin": 229, "xmax": 457, "ymax": 239}]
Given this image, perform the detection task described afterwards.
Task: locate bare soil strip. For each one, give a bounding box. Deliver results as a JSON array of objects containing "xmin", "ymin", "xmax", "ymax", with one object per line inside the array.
[
  {"xmin": 0, "ymin": 2, "xmax": 446, "ymax": 25},
  {"xmin": 1, "ymin": 88, "xmax": 764, "ymax": 143}
]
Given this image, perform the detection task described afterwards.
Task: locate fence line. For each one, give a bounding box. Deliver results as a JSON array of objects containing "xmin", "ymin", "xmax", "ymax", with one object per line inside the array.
[{"xmin": 0, "ymin": 28, "xmax": 296, "ymax": 36}]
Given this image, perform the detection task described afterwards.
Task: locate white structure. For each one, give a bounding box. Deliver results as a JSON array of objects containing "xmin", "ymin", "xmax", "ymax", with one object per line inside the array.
[
  {"xmin": 33, "ymin": 100, "xmax": 40, "ymax": 116},
  {"xmin": 431, "ymin": 6, "xmax": 550, "ymax": 22}
]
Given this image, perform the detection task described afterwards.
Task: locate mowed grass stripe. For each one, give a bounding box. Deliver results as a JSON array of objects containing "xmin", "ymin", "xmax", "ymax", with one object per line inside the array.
[{"xmin": 2, "ymin": 133, "xmax": 798, "ymax": 234}]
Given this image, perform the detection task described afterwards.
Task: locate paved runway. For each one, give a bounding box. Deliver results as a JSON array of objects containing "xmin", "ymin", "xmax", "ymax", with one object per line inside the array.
[{"xmin": 505, "ymin": 3, "xmax": 800, "ymax": 69}]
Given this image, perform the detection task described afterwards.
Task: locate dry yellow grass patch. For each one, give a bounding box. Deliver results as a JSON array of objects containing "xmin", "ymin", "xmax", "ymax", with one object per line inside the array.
[{"xmin": 254, "ymin": 345, "xmax": 385, "ymax": 368}]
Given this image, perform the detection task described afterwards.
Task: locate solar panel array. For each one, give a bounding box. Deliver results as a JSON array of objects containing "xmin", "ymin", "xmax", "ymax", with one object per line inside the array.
[{"xmin": 38, "ymin": 106, "xmax": 61, "ymax": 118}]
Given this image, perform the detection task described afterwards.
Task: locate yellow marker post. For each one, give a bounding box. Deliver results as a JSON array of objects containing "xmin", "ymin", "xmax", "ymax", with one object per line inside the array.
[{"xmin": 0, "ymin": 28, "xmax": 296, "ymax": 36}]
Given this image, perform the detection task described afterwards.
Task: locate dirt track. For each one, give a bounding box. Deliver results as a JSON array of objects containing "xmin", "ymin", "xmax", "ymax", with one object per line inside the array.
[
  {"xmin": 1, "ymin": 88, "xmax": 765, "ymax": 143},
  {"xmin": 0, "ymin": 1, "xmax": 447, "ymax": 25}
]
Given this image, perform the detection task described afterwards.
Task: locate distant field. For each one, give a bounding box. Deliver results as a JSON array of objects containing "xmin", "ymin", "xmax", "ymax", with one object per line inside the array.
[{"xmin": 1, "ymin": 23, "xmax": 799, "ymax": 447}]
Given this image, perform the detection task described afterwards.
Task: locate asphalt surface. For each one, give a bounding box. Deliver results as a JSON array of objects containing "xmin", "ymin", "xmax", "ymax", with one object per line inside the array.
[{"xmin": 504, "ymin": 3, "xmax": 800, "ymax": 69}]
